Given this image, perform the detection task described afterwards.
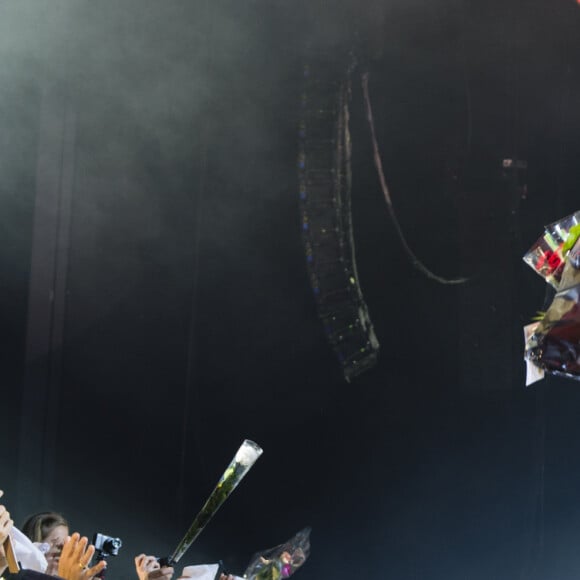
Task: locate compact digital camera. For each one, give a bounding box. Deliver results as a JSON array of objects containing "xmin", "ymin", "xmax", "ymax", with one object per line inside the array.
[{"xmin": 92, "ymin": 533, "xmax": 123, "ymax": 558}]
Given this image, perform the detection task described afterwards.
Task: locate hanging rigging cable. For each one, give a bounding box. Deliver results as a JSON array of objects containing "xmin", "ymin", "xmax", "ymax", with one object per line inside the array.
[{"xmin": 361, "ymin": 72, "xmax": 469, "ymax": 285}]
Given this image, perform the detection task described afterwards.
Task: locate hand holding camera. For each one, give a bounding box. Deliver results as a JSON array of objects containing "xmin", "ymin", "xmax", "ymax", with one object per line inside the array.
[{"xmin": 135, "ymin": 554, "xmax": 174, "ymax": 580}]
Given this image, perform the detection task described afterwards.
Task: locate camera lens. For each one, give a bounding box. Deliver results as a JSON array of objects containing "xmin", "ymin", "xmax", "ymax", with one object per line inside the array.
[{"xmin": 102, "ymin": 537, "xmax": 122, "ymax": 555}]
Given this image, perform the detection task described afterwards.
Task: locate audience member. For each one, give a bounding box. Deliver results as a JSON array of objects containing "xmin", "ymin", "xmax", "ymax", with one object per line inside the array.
[
  {"xmin": 20, "ymin": 513, "xmax": 68, "ymax": 576},
  {"xmin": 2, "ymin": 496, "xmax": 237, "ymax": 580}
]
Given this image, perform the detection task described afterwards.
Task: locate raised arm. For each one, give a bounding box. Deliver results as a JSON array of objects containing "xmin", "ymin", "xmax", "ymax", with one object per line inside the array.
[
  {"xmin": 0, "ymin": 490, "xmax": 14, "ymax": 576},
  {"xmin": 58, "ymin": 533, "xmax": 107, "ymax": 580}
]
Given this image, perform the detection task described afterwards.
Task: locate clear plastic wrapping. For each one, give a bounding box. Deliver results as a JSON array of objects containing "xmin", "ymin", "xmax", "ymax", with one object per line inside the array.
[{"xmin": 243, "ymin": 528, "xmax": 310, "ymax": 580}]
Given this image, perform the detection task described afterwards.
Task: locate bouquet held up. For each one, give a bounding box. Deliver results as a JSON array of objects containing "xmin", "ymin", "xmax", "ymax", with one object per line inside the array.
[{"xmin": 524, "ymin": 210, "xmax": 580, "ymax": 384}]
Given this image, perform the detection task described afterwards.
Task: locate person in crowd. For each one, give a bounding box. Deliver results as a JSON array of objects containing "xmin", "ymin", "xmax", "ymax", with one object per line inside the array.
[
  {"xmin": 6, "ymin": 500, "xmax": 234, "ymax": 580},
  {"xmin": 20, "ymin": 513, "xmax": 69, "ymax": 576},
  {"xmin": 0, "ymin": 501, "xmax": 98, "ymax": 580},
  {"xmin": 22, "ymin": 517, "xmax": 172, "ymax": 580}
]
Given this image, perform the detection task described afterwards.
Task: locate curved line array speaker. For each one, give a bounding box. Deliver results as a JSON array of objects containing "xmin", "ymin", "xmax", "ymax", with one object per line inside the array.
[{"xmin": 298, "ymin": 54, "xmax": 379, "ymax": 381}]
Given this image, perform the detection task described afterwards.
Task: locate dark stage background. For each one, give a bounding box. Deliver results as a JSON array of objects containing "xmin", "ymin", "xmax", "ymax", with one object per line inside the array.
[{"xmin": 2, "ymin": 1, "xmax": 580, "ymax": 579}]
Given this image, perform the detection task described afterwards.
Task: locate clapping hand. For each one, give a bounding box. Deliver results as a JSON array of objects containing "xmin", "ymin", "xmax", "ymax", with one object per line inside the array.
[{"xmin": 58, "ymin": 533, "xmax": 107, "ymax": 580}]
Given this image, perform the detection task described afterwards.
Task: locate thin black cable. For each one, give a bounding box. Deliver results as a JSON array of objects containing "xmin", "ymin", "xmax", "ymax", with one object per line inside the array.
[{"xmin": 361, "ymin": 72, "xmax": 469, "ymax": 285}]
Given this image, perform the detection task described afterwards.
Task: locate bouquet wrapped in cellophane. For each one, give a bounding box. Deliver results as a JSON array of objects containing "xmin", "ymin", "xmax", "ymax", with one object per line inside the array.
[
  {"xmin": 523, "ymin": 211, "xmax": 580, "ymax": 287},
  {"xmin": 524, "ymin": 211, "xmax": 580, "ymax": 384},
  {"xmin": 243, "ymin": 528, "xmax": 311, "ymax": 580}
]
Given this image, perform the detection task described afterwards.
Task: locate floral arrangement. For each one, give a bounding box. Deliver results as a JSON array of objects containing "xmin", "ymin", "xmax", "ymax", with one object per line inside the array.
[
  {"xmin": 523, "ymin": 211, "xmax": 580, "ymax": 383},
  {"xmin": 168, "ymin": 440, "xmax": 263, "ymax": 565},
  {"xmin": 523, "ymin": 211, "xmax": 580, "ymax": 288},
  {"xmin": 243, "ymin": 528, "xmax": 311, "ymax": 580}
]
